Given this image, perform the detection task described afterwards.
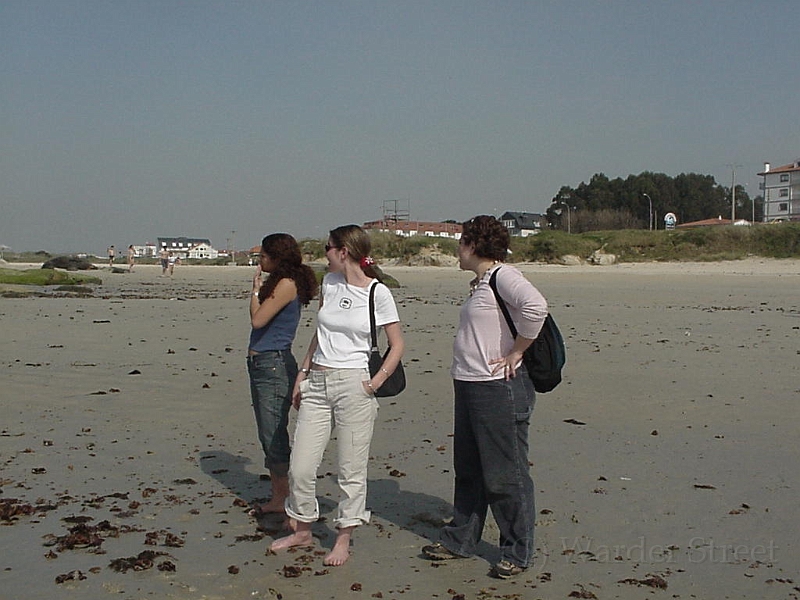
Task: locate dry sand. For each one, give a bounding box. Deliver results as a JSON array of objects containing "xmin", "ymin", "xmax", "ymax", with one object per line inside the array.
[{"xmin": 1, "ymin": 259, "xmax": 799, "ymax": 599}]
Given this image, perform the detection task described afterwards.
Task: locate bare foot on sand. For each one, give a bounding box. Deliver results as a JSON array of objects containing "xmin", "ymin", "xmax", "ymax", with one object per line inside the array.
[
  {"xmin": 250, "ymin": 473, "xmax": 289, "ymax": 516},
  {"xmin": 270, "ymin": 522, "xmax": 313, "ymax": 552},
  {"xmin": 323, "ymin": 526, "xmax": 354, "ymax": 566},
  {"xmin": 249, "ymin": 498, "xmax": 285, "ymax": 516}
]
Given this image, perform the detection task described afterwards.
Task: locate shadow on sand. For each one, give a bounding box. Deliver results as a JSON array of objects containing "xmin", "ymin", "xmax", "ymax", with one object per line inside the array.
[
  {"xmin": 197, "ymin": 450, "xmax": 495, "ymax": 560},
  {"xmin": 368, "ymin": 477, "xmax": 498, "ymax": 561}
]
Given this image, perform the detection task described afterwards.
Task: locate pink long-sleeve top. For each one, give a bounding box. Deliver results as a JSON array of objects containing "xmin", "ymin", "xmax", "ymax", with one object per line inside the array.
[{"xmin": 451, "ymin": 263, "xmax": 548, "ymax": 382}]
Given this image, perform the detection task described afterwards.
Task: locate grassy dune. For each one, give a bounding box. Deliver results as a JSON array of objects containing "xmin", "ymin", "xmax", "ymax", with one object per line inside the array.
[
  {"xmin": 3, "ymin": 222, "xmax": 799, "ymax": 272},
  {"xmin": 0, "ymin": 268, "xmax": 102, "ymax": 286}
]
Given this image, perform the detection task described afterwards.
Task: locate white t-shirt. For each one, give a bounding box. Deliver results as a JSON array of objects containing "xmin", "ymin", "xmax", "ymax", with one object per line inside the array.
[{"xmin": 313, "ymin": 272, "xmax": 400, "ymax": 369}]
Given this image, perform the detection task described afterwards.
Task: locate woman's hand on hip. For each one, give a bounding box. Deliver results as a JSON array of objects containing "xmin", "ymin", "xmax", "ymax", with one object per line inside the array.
[{"xmin": 489, "ymin": 353, "xmax": 522, "ymax": 381}]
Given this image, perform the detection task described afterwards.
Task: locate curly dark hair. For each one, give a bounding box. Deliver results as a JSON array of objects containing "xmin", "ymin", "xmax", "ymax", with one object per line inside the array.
[
  {"xmin": 460, "ymin": 215, "xmax": 510, "ymax": 261},
  {"xmin": 257, "ymin": 233, "xmax": 318, "ymax": 305}
]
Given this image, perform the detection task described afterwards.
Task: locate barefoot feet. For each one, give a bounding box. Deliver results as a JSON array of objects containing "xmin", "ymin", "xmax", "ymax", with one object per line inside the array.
[
  {"xmin": 270, "ymin": 523, "xmax": 355, "ymax": 567},
  {"xmin": 255, "ymin": 497, "xmax": 286, "ymax": 514},
  {"xmin": 322, "ymin": 526, "xmax": 353, "ymax": 566},
  {"xmin": 249, "ymin": 502, "xmax": 284, "ymax": 518},
  {"xmin": 269, "ymin": 529, "xmax": 313, "ymax": 552},
  {"xmin": 250, "ymin": 472, "xmax": 290, "ymax": 517}
]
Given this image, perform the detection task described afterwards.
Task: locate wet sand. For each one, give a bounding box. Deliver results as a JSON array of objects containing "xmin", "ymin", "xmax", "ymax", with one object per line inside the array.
[{"xmin": 1, "ymin": 259, "xmax": 799, "ymax": 599}]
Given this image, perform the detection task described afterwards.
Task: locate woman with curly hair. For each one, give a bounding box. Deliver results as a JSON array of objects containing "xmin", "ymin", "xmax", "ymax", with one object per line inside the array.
[
  {"xmin": 270, "ymin": 224, "xmax": 404, "ymax": 567},
  {"xmin": 247, "ymin": 233, "xmax": 319, "ymax": 517},
  {"xmin": 422, "ymin": 215, "xmax": 547, "ymax": 579}
]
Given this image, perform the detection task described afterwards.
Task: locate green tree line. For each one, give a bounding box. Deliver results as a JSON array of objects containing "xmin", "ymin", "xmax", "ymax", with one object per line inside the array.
[{"xmin": 546, "ymin": 172, "xmax": 758, "ymax": 232}]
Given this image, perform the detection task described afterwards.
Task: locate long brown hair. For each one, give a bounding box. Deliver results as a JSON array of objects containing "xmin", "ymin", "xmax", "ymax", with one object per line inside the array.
[
  {"xmin": 257, "ymin": 233, "xmax": 318, "ymax": 305},
  {"xmin": 328, "ymin": 224, "xmax": 383, "ymax": 282}
]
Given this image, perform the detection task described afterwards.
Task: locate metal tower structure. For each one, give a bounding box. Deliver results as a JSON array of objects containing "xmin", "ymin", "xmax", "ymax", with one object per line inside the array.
[{"xmin": 382, "ymin": 198, "xmax": 410, "ymax": 222}]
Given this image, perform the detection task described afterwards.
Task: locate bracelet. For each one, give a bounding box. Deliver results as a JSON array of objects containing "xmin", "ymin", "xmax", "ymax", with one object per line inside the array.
[
  {"xmin": 300, "ymin": 368, "xmax": 310, "ymax": 374},
  {"xmin": 252, "ymin": 291, "xmax": 259, "ymax": 298},
  {"xmin": 380, "ymin": 368, "xmax": 389, "ymax": 375}
]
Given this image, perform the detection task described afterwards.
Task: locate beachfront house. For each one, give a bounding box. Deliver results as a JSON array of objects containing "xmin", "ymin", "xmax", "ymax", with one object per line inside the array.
[
  {"xmin": 500, "ymin": 211, "xmax": 544, "ymax": 236},
  {"xmin": 157, "ymin": 237, "xmax": 215, "ymax": 260},
  {"xmin": 131, "ymin": 243, "xmax": 158, "ymax": 258},
  {"xmin": 187, "ymin": 242, "xmax": 219, "ymax": 260},
  {"xmin": 758, "ymin": 160, "xmax": 800, "ymax": 223},
  {"xmin": 363, "ymin": 220, "xmax": 463, "ymax": 239}
]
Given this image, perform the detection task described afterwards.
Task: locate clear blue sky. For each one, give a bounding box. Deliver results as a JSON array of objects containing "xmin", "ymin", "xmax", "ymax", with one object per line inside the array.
[{"xmin": 2, "ymin": 0, "xmax": 798, "ymax": 253}]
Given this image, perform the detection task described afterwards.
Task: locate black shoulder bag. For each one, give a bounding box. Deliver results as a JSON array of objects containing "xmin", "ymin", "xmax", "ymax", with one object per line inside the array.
[
  {"xmin": 489, "ymin": 268, "xmax": 566, "ymax": 393},
  {"xmin": 368, "ymin": 282, "xmax": 406, "ymax": 397}
]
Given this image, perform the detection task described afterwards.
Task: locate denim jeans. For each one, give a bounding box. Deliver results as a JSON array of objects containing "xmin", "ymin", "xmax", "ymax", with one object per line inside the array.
[
  {"xmin": 440, "ymin": 370, "xmax": 536, "ymax": 568},
  {"xmin": 286, "ymin": 368, "xmax": 378, "ymax": 529},
  {"xmin": 247, "ymin": 350, "xmax": 297, "ymax": 475}
]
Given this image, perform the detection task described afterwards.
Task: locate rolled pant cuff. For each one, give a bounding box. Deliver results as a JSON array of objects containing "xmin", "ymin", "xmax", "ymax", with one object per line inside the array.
[
  {"xmin": 334, "ymin": 515, "xmax": 370, "ymax": 529},
  {"xmin": 285, "ymin": 504, "xmax": 319, "ymax": 524}
]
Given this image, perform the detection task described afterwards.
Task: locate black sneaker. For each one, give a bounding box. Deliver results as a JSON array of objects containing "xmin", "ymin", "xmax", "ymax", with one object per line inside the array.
[
  {"xmin": 490, "ymin": 559, "xmax": 526, "ymax": 579},
  {"xmin": 422, "ymin": 542, "xmax": 464, "ymax": 560}
]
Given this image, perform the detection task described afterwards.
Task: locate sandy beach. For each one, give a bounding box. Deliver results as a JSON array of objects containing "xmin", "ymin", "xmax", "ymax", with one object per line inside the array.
[{"xmin": 1, "ymin": 259, "xmax": 799, "ymax": 600}]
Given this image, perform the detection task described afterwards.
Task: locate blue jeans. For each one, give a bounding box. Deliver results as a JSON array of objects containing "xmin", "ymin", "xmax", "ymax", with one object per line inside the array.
[
  {"xmin": 440, "ymin": 371, "xmax": 536, "ymax": 568},
  {"xmin": 247, "ymin": 350, "xmax": 297, "ymax": 476}
]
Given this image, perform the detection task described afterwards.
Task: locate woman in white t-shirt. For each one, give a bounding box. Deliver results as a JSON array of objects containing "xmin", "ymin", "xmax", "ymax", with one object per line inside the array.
[{"xmin": 270, "ymin": 224, "xmax": 404, "ymax": 567}]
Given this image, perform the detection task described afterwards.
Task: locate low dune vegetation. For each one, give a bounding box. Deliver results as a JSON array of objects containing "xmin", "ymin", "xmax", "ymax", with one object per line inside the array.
[{"xmin": 2, "ymin": 222, "xmax": 798, "ymax": 278}]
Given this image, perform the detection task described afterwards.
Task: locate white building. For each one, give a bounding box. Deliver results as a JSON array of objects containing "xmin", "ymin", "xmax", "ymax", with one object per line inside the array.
[
  {"xmin": 187, "ymin": 242, "xmax": 219, "ymax": 260},
  {"xmin": 132, "ymin": 243, "xmax": 158, "ymax": 258},
  {"xmin": 758, "ymin": 160, "xmax": 800, "ymax": 222},
  {"xmin": 363, "ymin": 220, "xmax": 462, "ymax": 239},
  {"xmin": 157, "ymin": 237, "xmax": 215, "ymax": 259},
  {"xmin": 499, "ymin": 211, "xmax": 544, "ymax": 236}
]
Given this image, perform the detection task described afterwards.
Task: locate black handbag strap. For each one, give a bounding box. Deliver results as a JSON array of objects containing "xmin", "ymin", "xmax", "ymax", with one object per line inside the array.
[
  {"xmin": 368, "ymin": 280, "xmax": 380, "ymax": 351},
  {"xmin": 488, "ymin": 267, "xmax": 519, "ymax": 339}
]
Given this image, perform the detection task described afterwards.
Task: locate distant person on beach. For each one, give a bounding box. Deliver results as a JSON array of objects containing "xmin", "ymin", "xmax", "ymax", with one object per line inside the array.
[
  {"xmin": 107, "ymin": 245, "xmax": 115, "ymax": 267},
  {"xmin": 421, "ymin": 215, "xmax": 547, "ymax": 579},
  {"xmin": 270, "ymin": 224, "xmax": 404, "ymax": 567},
  {"xmin": 159, "ymin": 249, "xmax": 169, "ymax": 275},
  {"xmin": 127, "ymin": 245, "xmax": 135, "ymax": 272},
  {"xmin": 167, "ymin": 252, "xmax": 180, "ymax": 276},
  {"xmin": 247, "ymin": 233, "xmax": 318, "ymax": 518}
]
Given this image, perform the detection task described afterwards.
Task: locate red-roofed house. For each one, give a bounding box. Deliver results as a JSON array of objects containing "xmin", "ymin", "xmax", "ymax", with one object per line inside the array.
[
  {"xmin": 676, "ymin": 217, "xmax": 733, "ymax": 228},
  {"xmin": 758, "ymin": 160, "xmax": 800, "ymax": 222},
  {"xmin": 363, "ymin": 220, "xmax": 463, "ymax": 239}
]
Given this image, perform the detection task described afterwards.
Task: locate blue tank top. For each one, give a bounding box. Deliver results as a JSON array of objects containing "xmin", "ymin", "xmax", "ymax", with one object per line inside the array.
[{"xmin": 248, "ymin": 296, "xmax": 301, "ymax": 352}]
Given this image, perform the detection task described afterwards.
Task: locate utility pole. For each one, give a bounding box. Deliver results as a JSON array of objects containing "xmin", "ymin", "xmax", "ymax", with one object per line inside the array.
[
  {"xmin": 643, "ymin": 193, "xmax": 653, "ymax": 231},
  {"xmin": 557, "ymin": 199, "xmax": 572, "ymax": 233},
  {"xmin": 727, "ymin": 164, "xmax": 742, "ymax": 223}
]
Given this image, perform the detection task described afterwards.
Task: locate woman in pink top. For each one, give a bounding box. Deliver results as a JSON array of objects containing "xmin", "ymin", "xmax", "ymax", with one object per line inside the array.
[{"xmin": 422, "ymin": 215, "xmax": 547, "ymax": 579}]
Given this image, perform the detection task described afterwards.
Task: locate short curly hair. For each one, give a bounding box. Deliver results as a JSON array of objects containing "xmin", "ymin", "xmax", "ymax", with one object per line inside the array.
[{"xmin": 460, "ymin": 215, "xmax": 509, "ymax": 261}]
